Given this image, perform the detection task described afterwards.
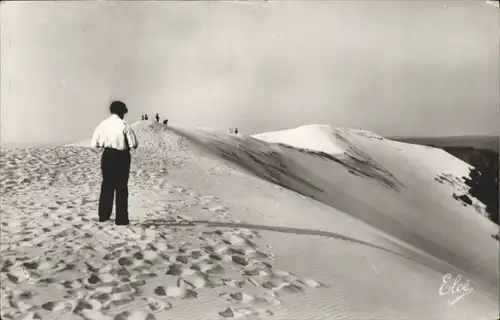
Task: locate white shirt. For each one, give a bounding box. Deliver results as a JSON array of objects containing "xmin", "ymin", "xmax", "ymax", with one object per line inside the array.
[{"xmin": 91, "ymin": 114, "xmax": 138, "ymax": 150}]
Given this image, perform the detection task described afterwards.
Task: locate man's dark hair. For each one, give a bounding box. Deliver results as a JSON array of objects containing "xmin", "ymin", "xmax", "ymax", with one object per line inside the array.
[{"xmin": 110, "ymin": 101, "xmax": 128, "ymax": 118}]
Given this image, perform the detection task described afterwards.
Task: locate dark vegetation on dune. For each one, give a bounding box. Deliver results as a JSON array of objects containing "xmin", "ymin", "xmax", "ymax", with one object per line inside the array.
[
  {"xmin": 423, "ymin": 142, "xmax": 499, "ymax": 241},
  {"xmin": 462, "ymin": 158, "xmax": 499, "ymax": 225},
  {"xmin": 379, "ymin": 135, "xmax": 499, "ymax": 242},
  {"xmin": 393, "ymin": 138, "xmax": 499, "ymax": 218},
  {"xmin": 444, "ymin": 147, "xmax": 499, "ymax": 227},
  {"xmin": 398, "ymin": 136, "xmax": 499, "ymax": 228},
  {"xmin": 452, "ymin": 193, "xmax": 473, "ymax": 206}
]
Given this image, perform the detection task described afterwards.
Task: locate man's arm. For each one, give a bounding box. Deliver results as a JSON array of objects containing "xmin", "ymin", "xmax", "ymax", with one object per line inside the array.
[
  {"xmin": 90, "ymin": 125, "xmax": 102, "ymax": 148},
  {"xmin": 124, "ymin": 124, "xmax": 138, "ymax": 149}
]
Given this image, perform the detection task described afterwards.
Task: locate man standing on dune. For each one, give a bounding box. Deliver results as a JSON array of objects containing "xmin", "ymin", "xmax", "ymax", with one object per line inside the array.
[{"xmin": 91, "ymin": 101, "xmax": 138, "ymax": 225}]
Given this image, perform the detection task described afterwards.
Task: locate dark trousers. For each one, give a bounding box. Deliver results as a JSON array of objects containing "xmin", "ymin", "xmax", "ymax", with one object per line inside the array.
[{"xmin": 98, "ymin": 148, "xmax": 131, "ymax": 224}]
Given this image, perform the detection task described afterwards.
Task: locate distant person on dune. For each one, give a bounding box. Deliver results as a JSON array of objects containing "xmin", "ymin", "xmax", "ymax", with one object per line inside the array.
[
  {"xmin": 144, "ymin": 114, "xmax": 148, "ymax": 120},
  {"xmin": 163, "ymin": 119, "xmax": 169, "ymax": 125},
  {"xmin": 91, "ymin": 101, "xmax": 138, "ymax": 226},
  {"xmin": 155, "ymin": 113, "xmax": 160, "ymax": 123},
  {"xmin": 141, "ymin": 115, "xmax": 145, "ymax": 120},
  {"xmin": 234, "ymin": 128, "xmax": 239, "ymax": 134}
]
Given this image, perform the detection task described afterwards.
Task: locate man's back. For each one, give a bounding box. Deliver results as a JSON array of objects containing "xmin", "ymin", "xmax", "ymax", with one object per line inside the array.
[
  {"xmin": 91, "ymin": 115, "xmax": 138, "ymax": 150},
  {"xmin": 94, "ymin": 101, "xmax": 136, "ymax": 226}
]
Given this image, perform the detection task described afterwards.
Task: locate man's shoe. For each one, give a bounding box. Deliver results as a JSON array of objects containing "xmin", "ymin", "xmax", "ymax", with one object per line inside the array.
[
  {"xmin": 99, "ymin": 218, "xmax": 110, "ymax": 222},
  {"xmin": 115, "ymin": 221, "xmax": 130, "ymax": 226}
]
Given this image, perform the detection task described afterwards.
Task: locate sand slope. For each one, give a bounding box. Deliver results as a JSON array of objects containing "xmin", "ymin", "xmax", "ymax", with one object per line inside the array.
[{"xmin": 1, "ymin": 122, "xmax": 498, "ymax": 320}]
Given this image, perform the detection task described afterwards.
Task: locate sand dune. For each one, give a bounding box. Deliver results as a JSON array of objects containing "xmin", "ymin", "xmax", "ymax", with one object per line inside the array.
[{"xmin": 1, "ymin": 121, "xmax": 498, "ymax": 320}]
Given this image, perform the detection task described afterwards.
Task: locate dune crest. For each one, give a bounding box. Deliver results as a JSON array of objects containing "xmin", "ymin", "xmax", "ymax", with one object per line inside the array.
[{"xmin": 252, "ymin": 124, "xmax": 385, "ymax": 156}]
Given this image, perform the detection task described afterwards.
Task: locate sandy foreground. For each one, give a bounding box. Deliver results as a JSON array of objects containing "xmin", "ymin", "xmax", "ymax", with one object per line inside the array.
[{"xmin": 1, "ymin": 122, "xmax": 498, "ymax": 320}]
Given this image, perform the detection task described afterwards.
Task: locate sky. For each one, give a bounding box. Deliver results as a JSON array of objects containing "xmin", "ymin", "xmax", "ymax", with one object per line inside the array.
[{"xmin": 1, "ymin": 1, "xmax": 499, "ymax": 146}]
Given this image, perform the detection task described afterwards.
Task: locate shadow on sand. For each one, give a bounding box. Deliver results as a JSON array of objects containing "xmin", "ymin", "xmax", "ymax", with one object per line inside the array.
[{"xmin": 139, "ymin": 218, "xmax": 459, "ymax": 277}]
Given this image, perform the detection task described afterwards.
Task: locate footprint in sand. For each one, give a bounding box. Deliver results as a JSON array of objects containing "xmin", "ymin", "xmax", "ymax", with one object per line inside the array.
[
  {"xmin": 117, "ymin": 257, "xmax": 135, "ymax": 267},
  {"xmin": 101, "ymin": 291, "xmax": 138, "ymax": 312},
  {"xmin": 17, "ymin": 312, "xmax": 43, "ymax": 320},
  {"xmin": 71, "ymin": 297, "xmax": 104, "ymax": 314},
  {"xmin": 198, "ymin": 195, "xmax": 219, "ymax": 202},
  {"xmin": 85, "ymin": 259, "xmax": 113, "ymax": 274},
  {"xmin": 154, "ymin": 279, "xmax": 198, "ymax": 299},
  {"xmin": 113, "ymin": 310, "xmax": 156, "ymax": 320},
  {"xmin": 181, "ymin": 274, "xmax": 207, "ymax": 289},
  {"xmin": 5, "ymin": 272, "xmax": 22, "ymax": 285},
  {"xmin": 103, "ymin": 249, "xmax": 127, "ymax": 262},
  {"xmin": 221, "ymin": 291, "xmax": 283, "ymax": 310},
  {"xmin": 218, "ymin": 306, "xmax": 274, "ymax": 319},
  {"xmin": 143, "ymin": 297, "xmax": 172, "ymax": 312},
  {"xmin": 219, "ymin": 292, "xmax": 262, "ymax": 304},
  {"xmin": 5, "ymin": 295, "xmax": 36, "ymax": 313},
  {"xmin": 297, "ymin": 278, "xmax": 324, "ymax": 288},
  {"xmin": 269, "ymin": 269, "xmax": 297, "ymax": 282},
  {"xmin": 275, "ymin": 282, "xmax": 304, "ymax": 295},
  {"xmin": 40, "ymin": 299, "xmax": 73, "ymax": 312},
  {"xmin": 204, "ymin": 205, "xmax": 228, "ymax": 213}
]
